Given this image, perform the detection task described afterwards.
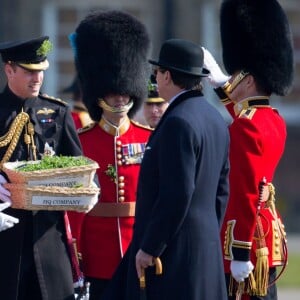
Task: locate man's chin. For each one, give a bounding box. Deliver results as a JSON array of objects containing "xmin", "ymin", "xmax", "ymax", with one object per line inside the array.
[
  {"xmin": 30, "ymin": 90, "xmax": 40, "ymax": 97},
  {"xmin": 149, "ymin": 121, "xmax": 158, "ymax": 128},
  {"xmin": 25, "ymin": 93, "xmax": 38, "ymax": 99}
]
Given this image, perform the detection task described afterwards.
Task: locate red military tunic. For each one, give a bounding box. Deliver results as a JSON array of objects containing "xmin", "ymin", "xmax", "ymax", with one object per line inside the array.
[
  {"xmin": 69, "ymin": 116, "xmax": 152, "ymax": 279},
  {"xmin": 220, "ymin": 98, "xmax": 287, "ymax": 278},
  {"xmin": 71, "ymin": 110, "xmax": 93, "ymax": 130}
]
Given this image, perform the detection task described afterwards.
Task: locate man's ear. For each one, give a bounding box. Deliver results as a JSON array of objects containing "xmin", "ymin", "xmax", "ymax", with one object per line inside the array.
[
  {"xmin": 4, "ymin": 63, "xmax": 14, "ymax": 77},
  {"xmin": 164, "ymin": 70, "xmax": 172, "ymax": 85},
  {"xmin": 245, "ymin": 73, "xmax": 255, "ymax": 87},
  {"xmin": 245, "ymin": 74, "xmax": 270, "ymax": 95}
]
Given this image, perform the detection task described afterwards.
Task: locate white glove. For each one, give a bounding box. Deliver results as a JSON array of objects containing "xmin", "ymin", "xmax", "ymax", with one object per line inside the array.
[
  {"xmin": 0, "ymin": 174, "xmax": 11, "ymax": 204},
  {"xmin": 202, "ymin": 47, "xmax": 230, "ymax": 88},
  {"xmin": 0, "ymin": 202, "xmax": 19, "ymax": 232},
  {"xmin": 230, "ymin": 260, "xmax": 254, "ymax": 282},
  {"xmin": 0, "ymin": 174, "xmax": 18, "ymax": 232}
]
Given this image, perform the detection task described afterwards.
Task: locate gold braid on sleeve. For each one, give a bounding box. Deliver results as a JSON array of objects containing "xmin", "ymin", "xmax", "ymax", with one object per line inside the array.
[{"xmin": 0, "ymin": 111, "xmax": 36, "ymax": 169}]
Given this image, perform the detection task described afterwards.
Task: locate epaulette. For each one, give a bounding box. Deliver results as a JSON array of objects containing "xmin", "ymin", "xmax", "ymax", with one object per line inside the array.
[
  {"xmin": 130, "ymin": 119, "xmax": 154, "ymax": 131},
  {"xmin": 77, "ymin": 122, "xmax": 96, "ymax": 134},
  {"xmin": 238, "ymin": 107, "xmax": 257, "ymax": 120},
  {"xmin": 234, "ymin": 97, "xmax": 269, "ymax": 118},
  {"xmin": 39, "ymin": 93, "xmax": 68, "ymax": 106}
]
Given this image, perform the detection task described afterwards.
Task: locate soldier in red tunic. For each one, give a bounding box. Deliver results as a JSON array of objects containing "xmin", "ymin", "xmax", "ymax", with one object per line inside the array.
[
  {"xmin": 203, "ymin": 0, "xmax": 294, "ymax": 299},
  {"xmin": 67, "ymin": 10, "xmax": 151, "ymax": 299}
]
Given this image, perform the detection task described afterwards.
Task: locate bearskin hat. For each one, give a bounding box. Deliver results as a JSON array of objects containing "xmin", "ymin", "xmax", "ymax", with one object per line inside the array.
[
  {"xmin": 220, "ymin": 0, "xmax": 294, "ymax": 95},
  {"xmin": 72, "ymin": 10, "xmax": 151, "ymax": 121}
]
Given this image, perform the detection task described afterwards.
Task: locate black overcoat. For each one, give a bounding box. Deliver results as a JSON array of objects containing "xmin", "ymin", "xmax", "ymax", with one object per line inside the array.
[
  {"xmin": 0, "ymin": 86, "xmax": 82, "ymax": 300},
  {"xmin": 103, "ymin": 90, "xmax": 230, "ymax": 299}
]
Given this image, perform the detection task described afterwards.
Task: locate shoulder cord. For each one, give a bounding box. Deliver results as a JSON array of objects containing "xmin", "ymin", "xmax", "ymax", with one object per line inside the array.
[{"xmin": 0, "ymin": 111, "xmax": 36, "ymax": 169}]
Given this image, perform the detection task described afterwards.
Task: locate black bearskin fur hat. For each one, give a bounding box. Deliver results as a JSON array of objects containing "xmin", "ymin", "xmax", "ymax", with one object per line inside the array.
[
  {"xmin": 72, "ymin": 10, "xmax": 151, "ymax": 121},
  {"xmin": 220, "ymin": 0, "xmax": 294, "ymax": 95}
]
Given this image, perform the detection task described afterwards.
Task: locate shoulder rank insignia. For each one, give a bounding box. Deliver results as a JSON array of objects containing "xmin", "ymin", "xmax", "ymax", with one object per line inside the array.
[
  {"xmin": 37, "ymin": 107, "xmax": 55, "ymax": 115},
  {"xmin": 239, "ymin": 108, "xmax": 257, "ymax": 120},
  {"xmin": 130, "ymin": 119, "xmax": 153, "ymax": 131},
  {"xmin": 39, "ymin": 93, "xmax": 68, "ymax": 106},
  {"xmin": 77, "ymin": 122, "xmax": 96, "ymax": 134},
  {"xmin": 235, "ymin": 97, "xmax": 269, "ymax": 118}
]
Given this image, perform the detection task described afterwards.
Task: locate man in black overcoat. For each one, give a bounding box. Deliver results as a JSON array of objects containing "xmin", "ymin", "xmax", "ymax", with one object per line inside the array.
[{"xmin": 103, "ymin": 39, "xmax": 230, "ymax": 300}]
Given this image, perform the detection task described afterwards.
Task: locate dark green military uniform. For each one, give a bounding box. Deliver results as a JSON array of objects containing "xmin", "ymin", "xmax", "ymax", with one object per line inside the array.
[{"xmin": 0, "ymin": 86, "xmax": 82, "ymax": 300}]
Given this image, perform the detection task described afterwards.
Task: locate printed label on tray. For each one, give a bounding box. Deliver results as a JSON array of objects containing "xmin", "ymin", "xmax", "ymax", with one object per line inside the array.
[
  {"xmin": 32, "ymin": 195, "xmax": 95, "ymax": 206},
  {"xmin": 28, "ymin": 175, "xmax": 90, "ymax": 187}
]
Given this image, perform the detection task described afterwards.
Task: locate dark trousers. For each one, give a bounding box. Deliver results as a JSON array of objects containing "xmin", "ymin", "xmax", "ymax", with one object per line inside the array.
[
  {"xmin": 85, "ymin": 277, "xmax": 110, "ymax": 300},
  {"xmin": 17, "ymin": 218, "xmax": 43, "ymax": 300},
  {"xmin": 17, "ymin": 262, "xmax": 42, "ymax": 300},
  {"xmin": 226, "ymin": 267, "xmax": 277, "ymax": 300}
]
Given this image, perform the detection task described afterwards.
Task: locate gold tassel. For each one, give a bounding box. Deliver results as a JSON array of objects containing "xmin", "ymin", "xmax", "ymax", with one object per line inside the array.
[
  {"xmin": 236, "ymin": 281, "xmax": 245, "ymax": 299},
  {"xmin": 27, "ymin": 122, "xmax": 37, "ymax": 160},
  {"xmin": 254, "ymin": 247, "xmax": 269, "ymax": 296},
  {"xmin": 246, "ymin": 271, "xmax": 257, "ymax": 295},
  {"xmin": 228, "ymin": 275, "xmax": 234, "ymax": 296},
  {"xmin": 228, "ymin": 275, "xmax": 246, "ymax": 297}
]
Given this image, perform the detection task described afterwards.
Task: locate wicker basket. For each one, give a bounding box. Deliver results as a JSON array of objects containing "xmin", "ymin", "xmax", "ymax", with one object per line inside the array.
[
  {"xmin": 5, "ymin": 183, "xmax": 100, "ymax": 212},
  {"xmin": 3, "ymin": 158, "xmax": 99, "ymax": 188}
]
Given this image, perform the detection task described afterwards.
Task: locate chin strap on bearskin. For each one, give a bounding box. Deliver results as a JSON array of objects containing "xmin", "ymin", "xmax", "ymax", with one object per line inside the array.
[{"xmin": 98, "ymin": 99, "xmax": 134, "ymax": 114}]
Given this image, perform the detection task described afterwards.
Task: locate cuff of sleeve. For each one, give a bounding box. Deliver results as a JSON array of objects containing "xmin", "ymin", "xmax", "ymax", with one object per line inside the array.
[
  {"xmin": 0, "ymin": 172, "xmax": 9, "ymax": 182},
  {"xmin": 232, "ymin": 246, "xmax": 251, "ymax": 262},
  {"xmin": 214, "ymin": 81, "xmax": 232, "ymax": 105},
  {"xmin": 224, "ymin": 220, "xmax": 252, "ymax": 261},
  {"xmin": 141, "ymin": 240, "xmax": 167, "ymax": 258}
]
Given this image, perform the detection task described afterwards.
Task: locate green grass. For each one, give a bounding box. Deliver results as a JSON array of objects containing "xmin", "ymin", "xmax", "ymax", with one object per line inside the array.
[{"xmin": 277, "ymin": 253, "xmax": 300, "ymax": 288}]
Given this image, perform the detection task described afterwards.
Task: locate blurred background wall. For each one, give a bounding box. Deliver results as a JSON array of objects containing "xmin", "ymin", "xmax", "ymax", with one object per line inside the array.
[{"xmin": 0, "ymin": 0, "xmax": 299, "ymax": 233}]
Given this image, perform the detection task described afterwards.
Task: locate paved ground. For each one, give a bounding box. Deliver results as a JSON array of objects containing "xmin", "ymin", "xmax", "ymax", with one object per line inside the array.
[{"xmin": 278, "ymin": 288, "xmax": 300, "ymax": 299}]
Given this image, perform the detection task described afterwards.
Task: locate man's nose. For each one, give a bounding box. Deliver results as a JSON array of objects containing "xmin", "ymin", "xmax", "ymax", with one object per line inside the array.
[{"xmin": 151, "ymin": 105, "xmax": 159, "ymax": 112}]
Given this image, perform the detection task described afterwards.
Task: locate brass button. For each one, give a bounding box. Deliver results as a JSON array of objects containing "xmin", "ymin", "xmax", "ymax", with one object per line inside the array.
[
  {"xmin": 119, "ymin": 176, "xmax": 125, "ymax": 182},
  {"xmin": 119, "ymin": 196, "xmax": 125, "ymax": 202},
  {"xmin": 119, "ymin": 182, "xmax": 125, "ymax": 188},
  {"xmin": 119, "ymin": 189, "xmax": 125, "ymax": 196}
]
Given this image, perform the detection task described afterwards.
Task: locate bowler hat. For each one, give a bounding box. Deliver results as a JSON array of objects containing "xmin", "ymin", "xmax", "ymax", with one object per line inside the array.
[
  {"xmin": 0, "ymin": 36, "xmax": 52, "ymax": 71},
  {"xmin": 149, "ymin": 39, "xmax": 209, "ymax": 77}
]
